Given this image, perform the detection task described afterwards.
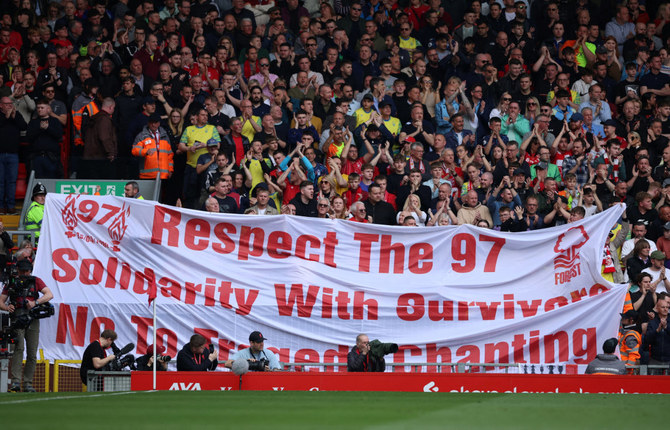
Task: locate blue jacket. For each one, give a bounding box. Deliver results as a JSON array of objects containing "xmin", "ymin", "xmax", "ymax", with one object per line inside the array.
[
  {"xmin": 435, "ymin": 98, "xmax": 459, "ymax": 135},
  {"xmin": 487, "ymin": 194, "xmax": 523, "ymax": 226}
]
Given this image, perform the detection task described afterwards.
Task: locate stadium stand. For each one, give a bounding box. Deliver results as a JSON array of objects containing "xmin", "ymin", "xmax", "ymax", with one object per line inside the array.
[{"xmin": 3, "ymin": 0, "xmax": 670, "ymax": 383}]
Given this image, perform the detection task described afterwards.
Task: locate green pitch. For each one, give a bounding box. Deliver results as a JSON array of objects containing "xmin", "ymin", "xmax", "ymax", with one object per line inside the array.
[{"xmin": 0, "ymin": 391, "xmax": 665, "ymax": 429}]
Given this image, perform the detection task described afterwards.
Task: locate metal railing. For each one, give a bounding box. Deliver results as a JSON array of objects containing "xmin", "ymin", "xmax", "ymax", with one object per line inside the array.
[
  {"xmin": 86, "ymin": 370, "xmax": 131, "ymax": 392},
  {"xmin": 280, "ymin": 362, "xmax": 524, "ymax": 373},
  {"xmin": 6, "ymin": 229, "xmax": 37, "ymax": 247},
  {"xmin": 637, "ymin": 364, "xmax": 670, "ymax": 375}
]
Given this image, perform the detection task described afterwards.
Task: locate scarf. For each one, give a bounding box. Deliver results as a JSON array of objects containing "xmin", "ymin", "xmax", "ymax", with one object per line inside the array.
[
  {"xmin": 602, "ymin": 153, "xmax": 620, "ymax": 182},
  {"xmin": 602, "ymin": 245, "xmax": 615, "ymax": 274},
  {"xmin": 408, "ymin": 157, "xmax": 425, "ymax": 173}
]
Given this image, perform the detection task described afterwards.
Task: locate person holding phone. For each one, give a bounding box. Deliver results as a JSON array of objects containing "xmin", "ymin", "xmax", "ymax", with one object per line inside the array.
[{"xmin": 176, "ymin": 333, "xmax": 218, "ymax": 371}]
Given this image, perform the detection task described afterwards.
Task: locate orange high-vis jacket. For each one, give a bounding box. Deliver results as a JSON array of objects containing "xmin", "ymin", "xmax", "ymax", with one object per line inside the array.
[
  {"xmin": 71, "ymin": 96, "xmax": 99, "ymax": 147},
  {"xmin": 618, "ymin": 328, "xmax": 641, "ymax": 374},
  {"xmin": 622, "ymin": 292, "xmax": 633, "ymax": 313},
  {"xmin": 132, "ymin": 127, "xmax": 174, "ymax": 179}
]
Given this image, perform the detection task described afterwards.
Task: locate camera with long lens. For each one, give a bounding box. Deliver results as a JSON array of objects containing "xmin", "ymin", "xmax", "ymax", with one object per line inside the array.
[
  {"xmin": 0, "ymin": 313, "xmax": 14, "ymax": 358},
  {"xmin": 105, "ymin": 342, "xmax": 136, "ymax": 371},
  {"xmin": 5, "ymin": 270, "xmax": 55, "ymax": 332},
  {"xmin": 157, "ymin": 355, "xmax": 172, "ymax": 363},
  {"xmin": 247, "ymin": 358, "xmax": 269, "ymax": 371}
]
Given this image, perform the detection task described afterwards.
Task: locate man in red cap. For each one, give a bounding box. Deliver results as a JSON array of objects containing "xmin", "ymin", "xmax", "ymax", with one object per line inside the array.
[{"xmin": 135, "ymin": 344, "xmax": 169, "ymax": 371}]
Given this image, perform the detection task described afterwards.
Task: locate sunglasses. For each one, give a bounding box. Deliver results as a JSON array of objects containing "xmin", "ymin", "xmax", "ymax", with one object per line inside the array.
[
  {"xmin": 318, "ymin": 203, "xmax": 329, "ymax": 207},
  {"xmin": 503, "ymin": 97, "xmax": 512, "ymax": 101},
  {"xmin": 260, "ymin": 63, "xmax": 270, "ymax": 67}
]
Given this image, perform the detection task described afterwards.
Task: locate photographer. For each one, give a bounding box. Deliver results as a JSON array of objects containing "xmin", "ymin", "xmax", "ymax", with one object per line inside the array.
[
  {"xmin": 80, "ymin": 329, "xmax": 120, "ymax": 385},
  {"xmin": 347, "ymin": 333, "xmax": 398, "ymax": 372},
  {"xmin": 225, "ymin": 331, "xmax": 281, "ymax": 372},
  {"xmin": 176, "ymin": 334, "xmax": 218, "ymax": 371},
  {"xmin": 0, "ymin": 258, "xmax": 53, "ymax": 392},
  {"xmin": 135, "ymin": 344, "xmax": 169, "ymax": 371}
]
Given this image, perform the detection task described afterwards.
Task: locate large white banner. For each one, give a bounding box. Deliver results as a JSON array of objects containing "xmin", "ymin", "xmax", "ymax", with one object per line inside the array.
[{"xmin": 34, "ymin": 195, "xmax": 628, "ymax": 370}]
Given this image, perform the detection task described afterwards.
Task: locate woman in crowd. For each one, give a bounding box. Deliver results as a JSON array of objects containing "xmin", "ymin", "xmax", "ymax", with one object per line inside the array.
[{"xmin": 626, "ymin": 239, "xmax": 652, "ymax": 283}]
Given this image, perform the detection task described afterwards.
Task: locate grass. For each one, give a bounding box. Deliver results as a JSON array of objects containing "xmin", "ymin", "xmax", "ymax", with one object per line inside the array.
[{"xmin": 0, "ymin": 391, "xmax": 666, "ymax": 429}]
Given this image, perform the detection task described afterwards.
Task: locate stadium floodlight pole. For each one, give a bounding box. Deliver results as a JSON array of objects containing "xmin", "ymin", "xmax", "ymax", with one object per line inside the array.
[{"xmin": 153, "ymin": 298, "xmax": 157, "ymax": 390}]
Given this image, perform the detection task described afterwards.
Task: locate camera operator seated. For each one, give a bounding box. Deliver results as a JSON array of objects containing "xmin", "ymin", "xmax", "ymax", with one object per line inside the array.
[
  {"xmin": 177, "ymin": 334, "xmax": 218, "ymax": 371},
  {"xmin": 224, "ymin": 331, "xmax": 281, "ymax": 372},
  {"xmin": 136, "ymin": 344, "xmax": 169, "ymax": 371},
  {"xmin": 80, "ymin": 329, "xmax": 120, "ymax": 385},
  {"xmin": 347, "ymin": 333, "xmax": 398, "ymax": 372},
  {"xmin": 0, "ymin": 258, "xmax": 53, "ymax": 392}
]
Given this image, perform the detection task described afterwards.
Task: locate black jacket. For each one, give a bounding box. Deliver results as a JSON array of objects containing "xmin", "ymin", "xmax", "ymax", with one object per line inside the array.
[
  {"xmin": 347, "ymin": 346, "xmax": 386, "ymax": 372},
  {"xmin": 364, "ymin": 199, "xmax": 396, "ymax": 225},
  {"xmin": 290, "ymin": 195, "xmax": 318, "ymax": 217},
  {"xmin": 0, "ymin": 111, "xmax": 27, "ymax": 153},
  {"xmin": 176, "ymin": 342, "xmax": 217, "ymax": 371},
  {"xmin": 27, "ymin": 116, "xmax": 63, "ymax": 154}
]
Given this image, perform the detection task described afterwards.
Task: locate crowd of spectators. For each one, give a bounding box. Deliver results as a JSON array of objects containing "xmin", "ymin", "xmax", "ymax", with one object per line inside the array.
[
  {"xmin": 1, "ymin": 1, "xmax": 670, "ymax": 267},
  {"xmin": 1, "ymin": 0, "xmax": 670, "ymax": 372}
]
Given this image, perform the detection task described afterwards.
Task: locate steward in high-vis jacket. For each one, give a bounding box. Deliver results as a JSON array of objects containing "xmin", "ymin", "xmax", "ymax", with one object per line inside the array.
[
  {"xmin": 619, "ymin": 310, "xmax": 642, "ymax": 374},
  {"xmin": 131, "ymin": 114, "xmax": 174, "ymax": 179},
  {"xmin": 24, "ymin": 183, "xmax": 46, "ymax": 240},
  {"xmin": 71, "ymin": 78, "xmax": 99, "ymax": 150}
]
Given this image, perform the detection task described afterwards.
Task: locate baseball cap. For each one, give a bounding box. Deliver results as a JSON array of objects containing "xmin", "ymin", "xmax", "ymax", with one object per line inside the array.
[
  {"xmin": 249, "ymin": 331, "xmax": 267, "ymax": 343},
  {"xmin": 513, "ymin": 168, "xmax": 526, "ymax": 177},
  {"xmin": 147, "ymin": 113, "xmax": 161, "ymax": 123},
  {"xmin": 651, "ymin": 250, "xmax": 666, "ymax": 260},
  {"xmin": 145, "ymin": 344, "xmax": 166, "ymax": 355},
  {"xmin": 569, "ymin": 113, "xmax": 583, "ymax": 122},
  {"xmin": 620, "ymin": 309, "xmax": 638, "ymax": 319},
  {"xmin": 664, "ymin": 221, "xmax": 670, "ymax": 230},
  {"xmin": 404, "ymin": 136, "xmax": 416, "ymax": 144},
  {"xmin": 143, "ymin": 96, "xmax": 156, "ymax": 105},
  {"xmin": 536, "ymin": 161, "xmax": 548, "ymax": 170},
  {"xmin": 362, "ymin": 93, "xmax": 374, "ymax": 102},
  {"xmin": 595, "ymin": 45, "xmax": 608, "ymax": 55},
  {"xmin": 206, "ymin": 138, "xmax": 219, "ymax": 147},
  {"xmin": 663, "ymin": 178, "xmax": 670, "ymax": 188},
  {"xmin": 603, "ymin": 119, "xmax": 618, "ymax": 127},
  {"xmin": 379, "ymin": 100, "xmax": 391, "ymax": 109}
]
